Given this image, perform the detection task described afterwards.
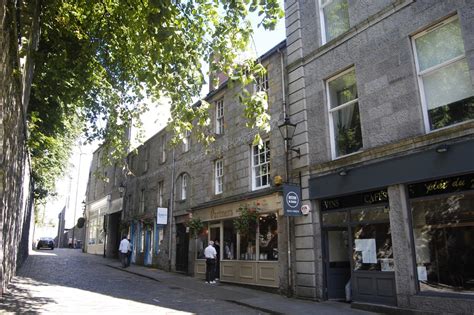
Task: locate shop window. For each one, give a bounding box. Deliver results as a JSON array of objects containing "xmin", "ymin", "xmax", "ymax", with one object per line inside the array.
[
  {"xmin": 327, "ymin": 68, "xmax": 362, "ymax": 158},
  {"xmin": 223, "ymin": 220, "xmax": 237, "ymax": 260},
  {"xmin": 319, "ymin": 0, "xmax": 350, "ymax": 44},
  {"xmin": 239, "ymin": 230, "xmax": 256, "ymax": 260},
  {"xmin": 411, "ymin": 193, "xmax": 474, "ymax": 295},
  {"xmin": 413, "ymin": 16, "xmax": 474, "ymax": 131},
  {"xmin": 258, "ymin": 213, "xmax": 278, "ymax": 260},
  {"xmin": 97, "ymin": 215, "xmax": 105, "ymax": 244},
  {"xmin": 196, "ymin": 226, "xmax": 209, "ymax": 259},
  {"xmin": 352, "ymin": 222, "xmax": 393, "ymax": 272},
  {"xmin": 252, "ymin": 140, "xmax": 271, "ymax": 190}
]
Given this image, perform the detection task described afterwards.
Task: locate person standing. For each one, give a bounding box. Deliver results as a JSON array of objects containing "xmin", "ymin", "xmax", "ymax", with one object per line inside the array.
[
  {"xmin": 126, "ymin": 238, "xmax": 133, "ymax": 267},
  {"xmin": 204, "ymin": 240, "xmax": 217, "ymax": 284},
  {"xmin": 213, "ymin": 239, "xmax": 220, "ymax": 281},
  {"xmin": 119, "ymin": 236, "xmax": 130, "ymax": 268}
]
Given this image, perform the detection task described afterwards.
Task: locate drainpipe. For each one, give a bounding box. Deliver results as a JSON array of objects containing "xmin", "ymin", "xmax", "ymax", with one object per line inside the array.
[
  {"xmin": 168, "ymin": 148, "xmax": 176, "ymax": 271},
  {"xmin": 279, "ymin": 47, "xmax": 293, "ymax": 296}
]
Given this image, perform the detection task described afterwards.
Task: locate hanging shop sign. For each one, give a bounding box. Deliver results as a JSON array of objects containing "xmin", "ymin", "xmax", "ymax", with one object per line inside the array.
[
  {"xmin": 283, "ymin": 184, "xmax": 302, "ymax": 216},
  {"xmin": 157, "ymin": 207, "xmax": 168, "ymax": 225}
]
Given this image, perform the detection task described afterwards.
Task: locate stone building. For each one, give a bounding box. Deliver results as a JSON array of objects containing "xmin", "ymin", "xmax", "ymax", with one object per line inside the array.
[
  {"xmin": 113, "ymin": 41, "xmax": 293, "ymax": 290},
  {"xmin": 285, "ymin": 0, "xmax": 474, "ymax": 312}
]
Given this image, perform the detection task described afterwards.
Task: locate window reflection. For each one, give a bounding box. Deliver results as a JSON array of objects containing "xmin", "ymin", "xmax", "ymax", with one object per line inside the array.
[
  {"xmin": 352, "ymin": 223, "xmax": 393, "ymax": 271},
  {"xmin": 223, "ymin": 220, "xmax": 236, "ymax": 260},
  {"xmin": 258, "ymin": 214, "xmax": 278, "ymax": 260}
]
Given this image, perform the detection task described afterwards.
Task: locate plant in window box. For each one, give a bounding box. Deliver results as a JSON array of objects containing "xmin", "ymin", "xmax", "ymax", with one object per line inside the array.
[
  {"xmin": 186, "ymin": 217, "xmax": 204, "ymax": 238},
  {"xmin": 233, "ymin": 206, "xmax": 258, "ymax": 236}
]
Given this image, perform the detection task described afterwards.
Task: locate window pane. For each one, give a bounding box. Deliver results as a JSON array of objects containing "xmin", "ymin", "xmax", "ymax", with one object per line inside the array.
[
  {"xmin": 415, "ymin": 19, "xmax": 465, "ymax": 72},
  {"xmin": 323, "ymin": 0, "xmax": 350, "ymax": 42},
  {"xmin": 223, "ymin": 220, "xmax": 237, "ymax": 260},
  {"xmin": 328, "ymin": 70, "xmax": 357, "ymax": 109},
  {"xmin": 352, "ymin": 223, "xmax": 393, "ymax": 271},
  {"xmin": 423, "ymin": 60, "xmax": 473, "ymax": 111},
  {"xmin": 239, "ymin": 232, "xmax": 256, "ymax": 260},
  {"xmin": 333, "ymin": 102, "xmax": 362, "ymax": 156},
  {"xmin": 196, "ymin": 226, "xmax": 209, "ymax": 259},
  {"xmin": 258, "ymin": 213, "xmax": 278, "ymax": 260},
  {"xmin": 352, "ymin": 206, "xmax": 390, "ymax": 222},
  {"xmin": 412, "ymin": 194, "xmax": 474, "ymax": 294},
  {"xmin": 428, "ymin": 96, "xmax": 474, "ymax": 130},
  {"xmin": 322, "ymin": 211, "xmax": 347, "ymax": 225}
]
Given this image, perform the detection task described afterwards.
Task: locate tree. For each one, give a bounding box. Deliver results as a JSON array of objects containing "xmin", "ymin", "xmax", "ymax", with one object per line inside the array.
[{"xmin": 27, "ymin": 0, "xmax": 284, "ymax": 201}]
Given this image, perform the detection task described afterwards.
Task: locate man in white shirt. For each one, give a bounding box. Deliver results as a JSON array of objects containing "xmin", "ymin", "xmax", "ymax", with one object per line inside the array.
[
  {"xmin": 204, "ymin": 241, "xmax": 217, "ymax": 284},
  {"xmin": 119, "ymin": 236, "xmax": 130, "ymax": 268}
]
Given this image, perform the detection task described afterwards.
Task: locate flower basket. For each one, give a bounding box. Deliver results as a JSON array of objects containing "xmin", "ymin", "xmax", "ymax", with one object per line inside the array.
[
  {"xmin": 233, "ymin": 206, "xmax": 258, "ymax": 236},
  {"xmin": 186, "ymin": 217, "xmax": 204, "ymax": 238}
]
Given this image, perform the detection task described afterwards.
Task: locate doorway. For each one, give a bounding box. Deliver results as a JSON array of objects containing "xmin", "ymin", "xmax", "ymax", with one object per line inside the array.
[
  {"xmin": 175, "ymin": 223, "xmax": 189, "ymax": 272},
  {"xmin": 324, "ymin": 228, "xmax": 351, "ymax": 300}
]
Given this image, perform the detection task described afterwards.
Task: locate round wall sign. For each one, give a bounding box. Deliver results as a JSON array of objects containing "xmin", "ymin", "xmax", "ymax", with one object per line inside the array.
[
  {"xmin": 300, "ymin": 204, "xmax": 311, "ymax": 215},
  {"xmin": 286, "ymin": 191, "xmax": 300, "ymax": 208}
]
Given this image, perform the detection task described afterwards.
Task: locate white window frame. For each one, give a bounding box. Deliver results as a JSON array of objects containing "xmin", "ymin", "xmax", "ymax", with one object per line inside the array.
[
  {"xmin": 144, "ymin": 146, "xmax": 149, "ymax": 172},
  {"xmin": 411, "ymin": 15, "xmax": 471, "ymax": 133},
  {"xmin": 182, "ymin": 130, "xmax": 190, "ymax": 152},
  {"xmin": 158, "ymin": 181, "xmax": 164, "ymax": 207},
  {"xmin": 251, "ymin": 140, "xmax": 271, "ymax": 190},
  {"xmin": 181, "ymin": 174, "xmax": 187, "ymax": 200},
  {"xmin": 215, "ymin": 159, "xmax": 223, "ymax": 194},
  {"xmin": 319, "ymin": 0, "xmax": 349, "ymax": 45},
  {"xmin": 255, "ymin": 71, "xmax": 269, "ymax": 93},
  {"xmin": 160, "ymin": 135, "xmax": 166, "ymax": 163},
  {"xmin": 215, "ymin": 99, "xmax": 224, "ymax": 135},
  {"xmin": 326, "ymin": 67, "xmax": 361, "ymax": 159}
]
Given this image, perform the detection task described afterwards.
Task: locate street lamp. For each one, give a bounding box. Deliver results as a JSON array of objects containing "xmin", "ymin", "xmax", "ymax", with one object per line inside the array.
[
  {"xmin": 278, "ymin": 116, "xmax": 301, "ymax": 158},
  {"xmin": 277, "ymin": 115, "xmax": 300, "ymax": 297}
]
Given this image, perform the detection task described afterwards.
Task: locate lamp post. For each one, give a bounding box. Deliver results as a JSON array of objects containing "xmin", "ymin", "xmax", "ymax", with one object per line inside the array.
[{"xmin": 277, "ymin": 115, "xmax": 299, "ymax": 297}]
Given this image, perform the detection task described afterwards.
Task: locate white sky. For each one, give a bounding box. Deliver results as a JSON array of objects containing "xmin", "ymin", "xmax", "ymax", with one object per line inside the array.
[{"xmin": 39, "ymin": 9, "xmax": 286, "ymax": 234}]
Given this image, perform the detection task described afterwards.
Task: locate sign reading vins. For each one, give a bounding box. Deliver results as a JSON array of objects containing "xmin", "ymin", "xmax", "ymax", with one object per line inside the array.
[
  {"xmin": 408, "ymin": 173, "xmax": 474, "ymax": 198},
  {"xmin": 321, "ymin": 189, "xmax": 388, "ymax": 211}
]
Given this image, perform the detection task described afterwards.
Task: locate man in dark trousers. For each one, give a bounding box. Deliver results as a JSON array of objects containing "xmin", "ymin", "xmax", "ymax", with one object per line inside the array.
[
  {"xmin": 204, "ymin": 240, "xmax": 217, "ymax": 284},
  {"xmin": 213, "ymin": 239, "xmax": 220, "ymax": 280}
]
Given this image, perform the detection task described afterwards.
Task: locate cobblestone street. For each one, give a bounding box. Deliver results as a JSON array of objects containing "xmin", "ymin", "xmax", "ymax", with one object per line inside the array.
[{"xmin": 1, "ymin": 249, "xmax": 374, "ymax": 314}]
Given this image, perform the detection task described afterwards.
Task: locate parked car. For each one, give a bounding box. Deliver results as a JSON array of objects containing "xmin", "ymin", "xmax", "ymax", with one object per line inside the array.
[{"xmin": 36, "ymin": 237, "xmax": 55, "ymax": 250}]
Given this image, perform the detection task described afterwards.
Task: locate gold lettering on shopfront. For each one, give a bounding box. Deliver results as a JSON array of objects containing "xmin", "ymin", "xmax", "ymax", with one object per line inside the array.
[
  {"xmin": 363, "ymin": 190, "xmax": 388, "ymax": 204},
  {"xmin": 210, "ymin": 208, "xmax": 234, "ymax": 219},
  {"xmin": 425, "ymin": 177, "xmax": 469, "ymax": 194},
  {"xmin": 323, "ymin": 199, "xmax": 340, "ymax": 209}
]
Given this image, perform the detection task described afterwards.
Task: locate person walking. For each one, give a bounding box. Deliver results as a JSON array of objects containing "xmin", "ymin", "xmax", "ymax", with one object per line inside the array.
[
  {"xmin": 119, "ymin": 236, "xmax": 130, "ymax": 268},
  {"xmin": 204, "ymin": 240, "xmax": 217, "ymax": 284}
]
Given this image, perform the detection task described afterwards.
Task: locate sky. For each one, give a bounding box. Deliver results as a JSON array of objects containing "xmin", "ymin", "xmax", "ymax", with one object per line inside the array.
[{"xmin": 38, "ymin": 9, "xmax": 286, "ymax": 237}]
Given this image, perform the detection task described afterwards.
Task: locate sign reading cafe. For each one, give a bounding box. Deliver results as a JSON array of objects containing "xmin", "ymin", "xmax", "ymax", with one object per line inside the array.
[{"xmin": 283, "ymin": 184, "xmax": 302, "ymax": 216}]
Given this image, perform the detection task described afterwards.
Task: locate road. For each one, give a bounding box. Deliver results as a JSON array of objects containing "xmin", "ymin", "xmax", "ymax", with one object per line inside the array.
[
  {"xmin": 1, "ymin": 249, "xmax": 374, "ymax": 315},
  {"xmin": 1, "ymin": 249, "xmax": 266, "ymax": 314}
]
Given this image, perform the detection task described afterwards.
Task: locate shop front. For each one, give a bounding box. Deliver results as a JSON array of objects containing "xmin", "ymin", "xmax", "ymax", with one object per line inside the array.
[
  {"xmin": 192, "ymin": 193, "xmax": 283, "ymax": 288},
  {"xmin": 309, "ymin": 139, "xmax": 474, "ymax": 311},
  {"xmin": 321, "ymin": 189, "xmax": 396, "ymax": 305}
]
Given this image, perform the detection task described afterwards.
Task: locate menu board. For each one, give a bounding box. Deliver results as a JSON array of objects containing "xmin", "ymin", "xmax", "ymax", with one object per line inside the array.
[{"xmin": 355, "ymin": 239, "xmax": 377, "ymax": 264}]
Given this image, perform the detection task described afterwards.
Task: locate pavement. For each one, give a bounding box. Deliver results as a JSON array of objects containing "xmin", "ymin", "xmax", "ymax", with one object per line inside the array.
[{"xmin": 104, "ymin": 258, "xmax": 374, "ymax": 315}]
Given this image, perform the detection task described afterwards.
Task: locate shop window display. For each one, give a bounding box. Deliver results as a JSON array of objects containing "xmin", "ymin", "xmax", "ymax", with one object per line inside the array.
[
  {"xmin": 196, "ymin": 228, "xmax": 208, "ymax": 259},
  {"xmin": 239, "ymin": 231, "xmax": 256, "ymax": 260},
  {"xmin": 258, "ymin": 214, "xmax": 278, "ymax": 260},
  {"xmin": 411, "ymin": 193, "xmax": 474, "ymax": 294},
  {"xmin": 223, "ymin": 220, "xmax": 237, "ymax": 260}
]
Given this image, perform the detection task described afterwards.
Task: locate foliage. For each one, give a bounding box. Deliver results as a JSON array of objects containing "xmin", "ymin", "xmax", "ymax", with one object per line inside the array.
[
  {"xmin": 26, "ymin": 0, "xmax": 284, "ymax": 201},
  {"xmin": 186, "ymin": 217, "xmax": 204, "ymax": 238},
  {"xmin": 233, "ymin": 206, "xmax": 258, "ymax": 236}
]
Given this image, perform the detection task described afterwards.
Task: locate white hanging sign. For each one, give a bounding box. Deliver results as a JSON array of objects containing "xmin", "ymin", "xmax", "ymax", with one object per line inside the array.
[{"xmin": 157, "ymin": 207, "xmax": 168, "ymax": 225}]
